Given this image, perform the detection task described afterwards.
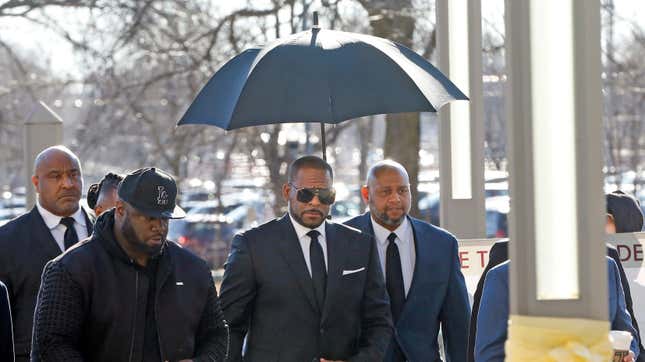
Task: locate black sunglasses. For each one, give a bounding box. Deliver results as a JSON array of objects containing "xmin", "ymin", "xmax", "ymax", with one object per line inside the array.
[{"xmin": 289, "ymin": 183, "xmax": 336, "ymax": 205}]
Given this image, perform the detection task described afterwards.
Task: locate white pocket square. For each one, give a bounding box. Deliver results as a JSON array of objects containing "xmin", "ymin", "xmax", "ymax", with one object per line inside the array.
[{"xmin": 342, "ymin": 267, "xmax": 366, "ymax": 276}]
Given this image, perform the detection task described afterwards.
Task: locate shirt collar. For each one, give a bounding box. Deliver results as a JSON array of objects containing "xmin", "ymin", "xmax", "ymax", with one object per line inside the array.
[
  {"xmin": 370, "ymin": 214, "xmax": 410, "ymax": 246},
  {"xmin": 37, "ymin": 201, "xmax": 86, "ymax": 230},
  {"xmin": 288, "ymin": 213, "xmax": 326, "ymax": 240}
]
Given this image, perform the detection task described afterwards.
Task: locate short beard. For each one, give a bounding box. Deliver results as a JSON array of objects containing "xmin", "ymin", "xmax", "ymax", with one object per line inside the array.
[
  {"xmin": 290, "ymin": 204, "xmax": 325, "ymax": 228},
  {"xmin": 372, "ymin": 209, "xmax": 405, "ymax": 228},
  {"xmin": 121, "ymin": 216, "xmax": 164, "ymax": 257}
]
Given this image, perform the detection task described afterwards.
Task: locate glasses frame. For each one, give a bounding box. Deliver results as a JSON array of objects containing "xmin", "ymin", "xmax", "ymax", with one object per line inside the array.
[{"xmin": 288, "ymin": 183, "xmax": 336, "ymax": 205}]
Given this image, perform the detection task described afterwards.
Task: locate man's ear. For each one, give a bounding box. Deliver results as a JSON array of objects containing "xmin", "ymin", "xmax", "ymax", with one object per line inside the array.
[
  {"xmin": 360, "ymin": 185, "xmax": 369, "ymax": 204},
  {"xmin": 114, "ymin": 200, "xmax": 125, "ymax": 217},
  {"xmin": 605, "ymin": 213, "xmax": 616, "ymax": 234},
  {"xmin": 282, "ymin": 183, "xmax": 291, "ymax": 202},
  {"xmin": 31, "ymin": 175, "xmax": 39, "ymax": 192}
]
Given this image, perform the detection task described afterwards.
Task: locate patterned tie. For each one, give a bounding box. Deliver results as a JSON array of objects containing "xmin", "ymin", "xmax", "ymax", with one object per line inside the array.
[
  {"xmin": 308, "ymin": 230, "xmax": 327, "ymax": 310},
  {"xmin": 60, "ymin": 217, "xmax": 79, "ymax": 250},
  {"xmin": 386, "ymin": 232, "xmax": 406, "ymax": 362}
]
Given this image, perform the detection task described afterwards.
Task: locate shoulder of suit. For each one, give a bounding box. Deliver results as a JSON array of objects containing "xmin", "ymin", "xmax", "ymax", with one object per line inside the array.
[
  {"xmin": 342, "ymin": 214, "xmax": 363, "ymax": 228},
  {"xmin": 488, "ymin": 260, "xmax": 510, "ymax": 278},
  {"xmin": 408, "ymin": 216, "xmax": 458, "ymax": 243},
  {"xmin": 0, "ymin": 208, "xmax": 33, "ymax": 233},
  {"xmin": 327, "ymin": 219, "xmax": 365, "ymax": 235},
  {"xmin": 0, "ymin": 208, "xmax": 35, "ymax": 248},
  {"xmin": 236, "ymin": 217, "xmax": 283, "ymax": 240}
]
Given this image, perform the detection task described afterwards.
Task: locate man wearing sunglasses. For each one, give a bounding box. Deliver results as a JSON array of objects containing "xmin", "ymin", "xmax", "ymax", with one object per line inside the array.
[
  {"xmin": 220, "ymin": 155, "xmax": 393, "ymax": 362},
  {"xmin": 345, "ymin": 160, "xmax": 471, "ymax": 362}
]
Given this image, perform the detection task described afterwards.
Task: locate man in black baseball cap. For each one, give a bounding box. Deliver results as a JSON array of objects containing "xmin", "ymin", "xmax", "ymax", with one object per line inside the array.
[
  {"xmin": 32, "ymin": 167, "xmax": 229, "ymax": 362},
  {"xmin": 118, "ymin": 167, "xmax": 186, "ymax": 220}
]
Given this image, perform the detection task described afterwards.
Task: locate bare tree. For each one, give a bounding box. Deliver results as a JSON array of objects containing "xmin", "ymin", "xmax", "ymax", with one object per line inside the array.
[{"xmin": 355, "ymin": 0, "xmax": 422, "ymax": 216}]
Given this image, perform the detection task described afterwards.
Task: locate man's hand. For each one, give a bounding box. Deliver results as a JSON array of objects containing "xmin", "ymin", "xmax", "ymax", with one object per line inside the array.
[{"xmin": 623, "ymin": 351, "xmax": 635, "ymax": 362}]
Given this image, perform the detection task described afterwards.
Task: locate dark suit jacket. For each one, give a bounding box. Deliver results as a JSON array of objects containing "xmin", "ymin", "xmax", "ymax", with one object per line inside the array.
[
  {"xmin": 345, "ymin": 213, "xmax": 471, "ymax": 362},
  {"xmin": 219, "ymin": 215, "xmax": 393, "ymax": 362},
  {"xmin": 468, "ymin": 239, "xmax": 645, "ymax": 362},
  {"xmin": 0, "ymin": 281, "xmax": 13, "ymax": 362},
  {"xmin": 0, "ymin": 206, "xmax": 93, "ymax": 361}
]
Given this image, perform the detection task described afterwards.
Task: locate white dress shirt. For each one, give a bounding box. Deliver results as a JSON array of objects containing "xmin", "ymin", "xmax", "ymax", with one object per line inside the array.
[
  {"xmin": 371, "ymin": 216, "xmax": 416, "ymax": 296},
  {"xmin": 37, "ymin": 202, "xmax": 89, "ymax": 252},
  {"xmin": 289, "ymin": 213, "xmax": 328, "ymax": 276}
]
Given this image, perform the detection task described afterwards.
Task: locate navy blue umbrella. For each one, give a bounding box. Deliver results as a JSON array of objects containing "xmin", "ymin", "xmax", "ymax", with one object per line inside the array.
[{"xmin": 178, "ymin": 14, "xmax": 467, "ymax": 159}]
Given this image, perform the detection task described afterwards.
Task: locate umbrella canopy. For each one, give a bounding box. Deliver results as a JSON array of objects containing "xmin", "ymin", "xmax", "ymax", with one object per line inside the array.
[{"xmin": 177, "ymin": 25, "xmax": 467, "ymax": 131}]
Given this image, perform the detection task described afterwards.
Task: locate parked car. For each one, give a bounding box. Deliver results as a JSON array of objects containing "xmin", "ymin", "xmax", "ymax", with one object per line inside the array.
[
  {"xmin": 169, "ymin": 193, "xmax": 275, "ymax": 268},
  {"xmin": 418, "ymin": 193, "xmax": 440, "ymax": 226},
  {"xmin": 485, "ymin": 195, "xmax": 510, "ymax": 238},
  {"xmin": 168, "ymin": 215, "xmax": 238, "ymax": 269},
  {"xmin": 187, "ymin": 201, "xmax": 243, "ymax": 218},
  {"xmin": 0, "ymin": 207, "xmax": 25, "ymax": 227},
  {"xmin": 330, "ymin": 200, "xmax": 361, "ymax": 223},
  {"xmin": 418, "ymin": 193, "xmax": 509, "ymax": 238}
]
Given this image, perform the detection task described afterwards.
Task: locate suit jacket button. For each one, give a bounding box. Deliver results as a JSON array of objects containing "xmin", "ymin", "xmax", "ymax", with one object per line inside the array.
[{"xmin": 320, "ymin": 328, "xmax": 325, "ymax": 334}]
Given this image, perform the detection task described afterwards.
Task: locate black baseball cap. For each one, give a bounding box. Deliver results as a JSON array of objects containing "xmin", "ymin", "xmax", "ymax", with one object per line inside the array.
[{"xmin": 117, "ymin": 167, "xmax": 186, "ymax": 219}]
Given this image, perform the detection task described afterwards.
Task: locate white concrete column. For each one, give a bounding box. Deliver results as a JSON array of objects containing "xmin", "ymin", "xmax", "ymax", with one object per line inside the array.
[
  {"xmin": 436, "ymin": 0, "xmax": 486, "ymax": 238},
  {"xmin": 24, "ymin": 101, "xmax": 64, "ymax": 209},
  {"xmin": 505, "ymin": 0, "xmax": 607, "ymax": 318}
]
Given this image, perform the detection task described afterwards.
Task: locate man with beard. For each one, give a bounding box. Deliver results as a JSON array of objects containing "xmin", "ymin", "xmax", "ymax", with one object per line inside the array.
[
  {"xmin": 345, "ymin": 160, "xmax": 470, "ymax": 362},
  {"xmin": 220, "ymin": 155, "xmax": 392, "ymax": 362},
  {"xmin": 31, "ymin": 167, "xmax": 229, "ymax": 362},
  {"xmin": 0, "ymin": 146, "xmax": 93, "ymax": 362}
]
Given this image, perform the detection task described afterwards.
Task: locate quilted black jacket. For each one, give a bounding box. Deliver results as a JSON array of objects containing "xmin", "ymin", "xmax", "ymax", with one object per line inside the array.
[{"xmin": 31, "ymin": 209, "xmax": 229, "ymax": 362}]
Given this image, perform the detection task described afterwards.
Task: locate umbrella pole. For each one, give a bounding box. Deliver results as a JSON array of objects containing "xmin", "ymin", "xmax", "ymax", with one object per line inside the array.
[{"xmin": 320, "ymin": 122, "xmax": 327, "ymax": 161}]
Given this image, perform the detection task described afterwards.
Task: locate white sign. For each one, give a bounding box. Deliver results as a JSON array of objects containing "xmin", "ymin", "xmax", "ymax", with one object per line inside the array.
[{"xmin": 458, "ymin": 233, "xmax": 645, "ymax": 335}]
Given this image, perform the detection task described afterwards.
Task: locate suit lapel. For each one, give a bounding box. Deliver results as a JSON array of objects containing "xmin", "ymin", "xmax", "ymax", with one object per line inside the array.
[
  {"xmin": 82, "ymin": 208, "xmax": 94, "ymax": 236},
  {"xmin": 397, "ymin": 217, "xmax": 427, "ymax": 323},
  {"xmin": 360, "ymin": 212, "xmax": 376, "ymax": 238},
  {"xmin": 321, "ymin": 223, "xmax": 347, "ymax": 323},
  {"xmin": 29, "ymin": 207, "xmax": 64, "ymax": 258},
  {"xmin": 276, "ymin": 215, "xmax": 319, "ymax": 314}
]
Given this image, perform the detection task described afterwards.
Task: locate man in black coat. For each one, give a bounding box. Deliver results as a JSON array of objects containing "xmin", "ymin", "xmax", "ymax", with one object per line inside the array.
[
  {"xmin": 219, "ymin": 156, "xmax": 392, "ymax": 362},
  {"xmin": 1, "ymin": 281, "xmax": 14, "ymax": 362},
  {"xmin": 31, "ymin": 167, "xmax": 229, "ymax": 361},
  {"xmin": 0, "ymin": 146, "xmax": 92, "ymax": 362},
  {"xmin": 468, "ymin": 191, "xmax": 645, "ymax": 362}
]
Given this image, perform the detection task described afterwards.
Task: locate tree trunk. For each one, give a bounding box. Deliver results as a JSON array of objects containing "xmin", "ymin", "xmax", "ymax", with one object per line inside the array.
[
  {"xmin": 358, "ymin": 117, "xmax": 372, "ymax": 211},
  {"xmin": 383, "ymin": 112, "xmax": 421, "ymax": 217},
  {"xmin": 359, "ymin": 0, "xmax": 421, "ymax": 217}
]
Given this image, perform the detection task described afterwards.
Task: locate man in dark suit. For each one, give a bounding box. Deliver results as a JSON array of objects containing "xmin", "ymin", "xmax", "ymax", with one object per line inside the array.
[
  {"xmin": 220, "ymin": 155, "xmax": 392, "ymax": 362},
  {"xmin": 0, "ymin": 146, "xmax": 93, "ymax": 362},
  {"xmin": 468, "ymin": 191, "xmax": 645, "ymax": 362},
  {"xmin": 345, "ymin": 160, "xmax": 470, "ymax": 362},
  {"xmin": 1, "ymin": 281, "xmax": 14, "ymax": 362}
]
